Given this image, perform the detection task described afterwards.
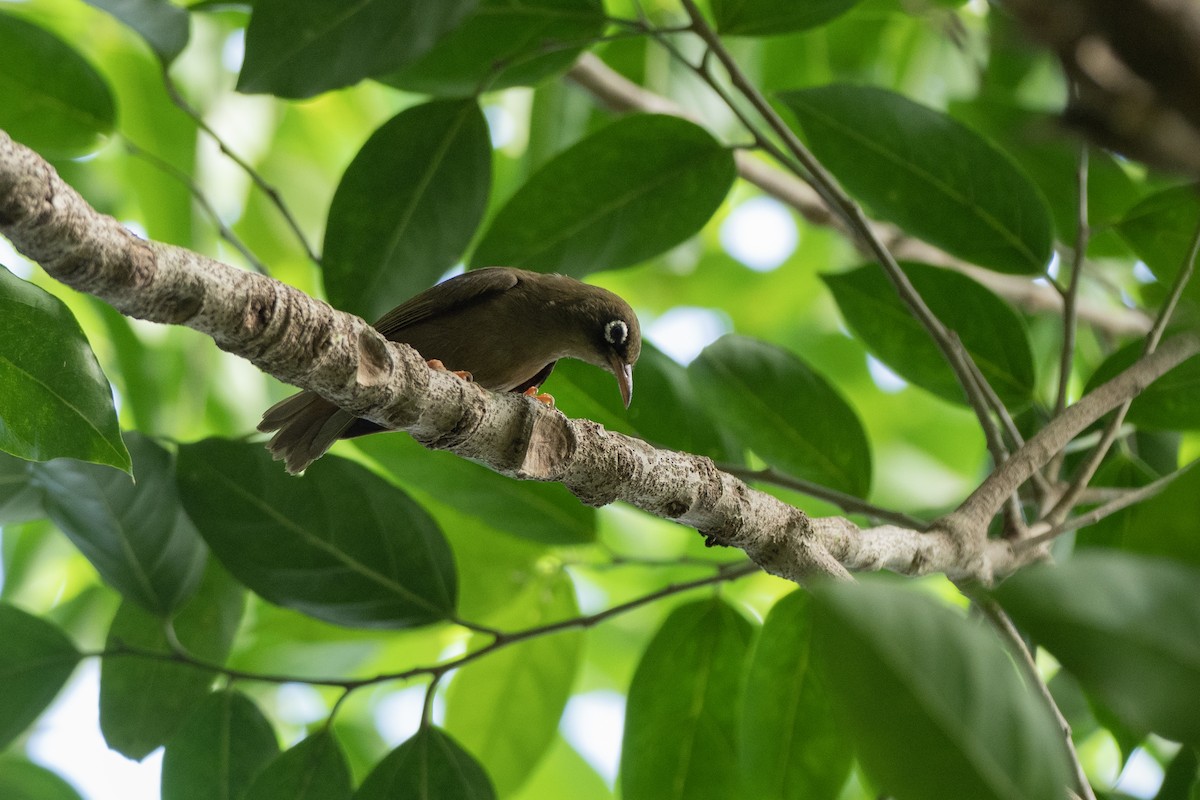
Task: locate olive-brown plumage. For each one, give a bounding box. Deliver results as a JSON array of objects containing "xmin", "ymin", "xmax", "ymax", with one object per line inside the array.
[{"xmin": 258, "ymin": 267, "xmax": 641, "ymax": 473}]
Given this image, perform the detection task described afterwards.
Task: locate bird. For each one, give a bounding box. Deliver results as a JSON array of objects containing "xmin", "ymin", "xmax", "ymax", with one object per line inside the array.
[{"xmin": 258, "ymin": 267, "xmax": 641, "ymax": 474}]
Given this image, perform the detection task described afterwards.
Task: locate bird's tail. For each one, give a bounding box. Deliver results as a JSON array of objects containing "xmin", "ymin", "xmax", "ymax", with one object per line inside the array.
[{"xmin": 257, "ymin": 390, "xmax": 356, "ymax": 475}]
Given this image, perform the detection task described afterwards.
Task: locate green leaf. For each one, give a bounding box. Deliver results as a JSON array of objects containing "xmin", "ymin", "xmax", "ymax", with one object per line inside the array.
[
  {"xmin": 0, "ymin": 266, "xmax": 129, "ymax": 472},
  {"xmin": 1081, "ymin": 462, "xmax": 1200, "ymax": 567},
  {"xmin": 688, "ymin": 335, "xmax": 871, "ymax": 496},
  {"xmin": 1116, "ymin": 185, "xmax": 1200, "ymax": 281},
  {"xmin": 83, "ymin": 0, "xmax": 189, "ymax": 64},
  {"xmin": 356, "ymin": 433, "xmax": 594, "ymax": 546},
  {"xmin": 384, "ymin": 0, "xmax": 606, "ymax": 97},
  {"xmin": 740, "ymin": 591, "xmax": 851, "ymax": 800},
  {"xmin": 779, "ymin": 85, "xmax": 1052, "ymax": 274},
  {"xmin": 161, "ymin": 690, "xmax": 280, "ymax": 800},
  {"xmin": 823, "ymin": 262, "xmax": 1035, "ymax": 408},
  {"xmin": 176, "ymin": 439, "xmax": 457, "ymax": 628},
  {"xmin": 471, "ymin": 114, "xmax": 736, "ymax": 276},
  {"xmin": 356, "ymin": 726, "xmax": 496, "ymax": 800},
  {"xmin": 243, "ymin": 731, "xmax": 352, "ymax": 800},
  {"xmin": 100, "ymin": 561, "xmax": 246, "ymax": 760},
  {"xmin": 1085, "ymin": 343, "xmax": 1200, "ymax": 431},
  {"xmin": 0, "ymin": 13, "xmax": 115, "ymax": 157},
  {"xmin": 0, "ymin": 756, "xmax": 83, "ymax": 800},
  {"xmin": 444, "ymin": 571, "xmax": 582, "ymax": 796},
  {"xmin": 0, "ymin": 604, "xmax": 80, "ymax": 750},
  {"xmin": 33, "ymin": 433, "xmax": 206, "ymax": 614},
  {"xmin": 813, "ymin": 580, "xmax": 1071, "ymax": 800},
  {"xmin": 323, "ymin": 100, "xmax": 491, "ymax": 323},
  {"xmin": 620, "ymin": 598, "xmax": 754, "ymax": 800},
  {"xmin": 994, "ymin": 552, "xmax": 1200, "ymax": 744},
  {"xmin": 0, "ymin": 451, "xmax": 42, "ymax": 526},
  {"xmin": 711, "ymin": 0, "xmax": 862, "ymax": 36},
  {"xmin": 237, "ymin": 0, "xmax": 478, "ymax": 98}
]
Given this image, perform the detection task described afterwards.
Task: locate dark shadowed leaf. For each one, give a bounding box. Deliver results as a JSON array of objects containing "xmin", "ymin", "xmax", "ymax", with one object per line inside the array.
[
  {"xmin": 83, "ymin": 0, "xmax": 189, "ymax": 64},
  {"xmin": 741, "ymin": 591, "xmax": 851, "ymax": 800},
  {"xmin": 100, "ymin": 561, "xmax": 245, "ymax": 760},
  {"xmin": 711, "ymin": 0, "xmax": 862, "ymax": 36},
  {"xmin": 355, "ymin": 726, "xmax": 495, "ymax": 799},
  {"xmin": 0, "ymin": 604, "xmax": 80, "ymax": 750},
  {"xmin": 323, "ymin": 100, "xmax": 491, "ymax": 323},
  {"xmin": 244, "ymin": 730, "xmax": 352, "ymax": 800},
  {"xmin": 823, "ymin": 262, "xmax": 1035, "ymax": 408},
  {"xmin": 0, "ymin": 13, "xmax": 115, "ymax": 156},
  {"xmin": 445, "ymin": 571, "xmax": 582, "ymax": 796},
  {"xmin": 0, "ymin": 756, "xmax": 83, "ymax": 800},
  {"xmin": 471, "ymin": 114, "xmax": 736, "ymax": 276},
  {"xmin": 1116, "ymin": 185, "xmax": 1200, "ymax": 282},
  {"xmin": 0, "ymin": 266, "xmax": 129, "ymax": 471},
  {"xmin": 688, "ymin": 335, "xmax": 871, "ymax": 496},
  {"xmin": 1080, "ymin": 462, "xmax": 1200, "ymax": 567},
  {"xmin": 813, "ymin": 580, "xmax": 1071, "ymax": 800},
  {"xmin": 176, "ymin": 439, "xmax": 456, "ymax": 628},
  {"xmin": 357, "ymin": 433, "xmax": 593, "ymax": 545},
  {"xmin": 384, "ymin": 0, "xmax": 606, "ymax": 97},
  {"xmin": 0, "ymin": 451, "xmax": 42, "ymax": 526},
  {"xmin": 33, "ymin": 433, "xmax": 206, "ymax": 614},
  {"xmin": 995, "ymin": 552, "xmax": 1200, "ymax": 744},
  {"xmin": 780, "ymin": 85, "xmax": 1052, "ymax": 274},
  {"xmin": 238, "ymin": 0, "xmax": 478, "ymax": 98},
  {"xmin": 161, "ymin": 690, "xmax": 280, "ymax": 800},
  {"xmin": 621, "ymin": 598, "xmax": 754, "ymax": 800}
]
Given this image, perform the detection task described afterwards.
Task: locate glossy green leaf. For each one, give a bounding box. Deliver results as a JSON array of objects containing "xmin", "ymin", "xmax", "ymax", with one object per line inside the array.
[
  {"xmin": 0, "ymin": 266, "xmax": 129, "ymax": 471},
  {"xmin": 33, "ymin": 433, "xmax": 206, "ymax": 614},
  {"xmin": 1085, "ymin": 342, "xmax": 1200, "ymax": 431},
  {"xmin": 238, "ymin": 0, "xmax": 478, "ymax": 98},
  {"xmin": 0, "ymin": 13, "xmax": 115, "ymax": 157},
  {"xmin": 176, "ymin": 439, "xmax": 457, "ymax": 628},
  {"xmin": 323, "ymin": 100, "xmax": 491, "ymax": 323},
  {"xmin": 357, "ymin": 433, "xmax": 593, "ymax": 545},
  {"xmin": 471, "ymin": 114, "xmax": 736, "ymax": 276},
  {"xmin": 688, "ymin": 335, "xmax": 871, "ymax": 496},
  {"xmin": 620, "ymin": 598, "xmax": 754, "ymax": 800},
  {"xmin": 995, "ymin": 552, "xmax": 1200, "ymax": 744},
  {"xmin": 813, "ymin": 580, "xmax": 1071, "ymax": 800},
  {"xmin": 0, "ymin": 451, "xmax": 42, "ymax": 526},
  {"xmin": 823, "ymin": 262, "xmax": 1035, "ymax": 407},
  {"xmin": 356, "ymin": 726, "xmax": 495, "ymax": 800},
  {"xmin": 711, "ymin": 0, "xmax": 862, "ymax": 36},
  {"xmin": 1116, "ymin": 185, "xmax": 1200, "ymax": 281},
  {"xmin": 100, "ymin": 561, "xmax": 245, "ymax": 760},
  {"xmin": 83, "ymin": 0, "xmax": 189, "ymax": 64},
  {"xmin": 0, "ymin": 756, "xmax": 83, "ymax": 800},
  {"xmin": 0, "ymin": 604, "xmax": 80, "ymax": 750},
  {"xmin": 384, "ymin": 0, "xmax": 606, "ymax": 96},
  {"xmin": 780, "ymin": 85, "xmax": 1052, "ymax": 274},
  {"xmin": 445, "ymin": 571, "xmax": 582, "ymax": 796},
  {"xmin": 243, "ymin": 731, "xmax": 352, "ymax": 800},
  {"xmin": 741, "ymin": 591, "xmax": 851, "ymax": 800},
  {"xmin": 161, "ymin": 690, "xmax": 280, "ymax": 800}
]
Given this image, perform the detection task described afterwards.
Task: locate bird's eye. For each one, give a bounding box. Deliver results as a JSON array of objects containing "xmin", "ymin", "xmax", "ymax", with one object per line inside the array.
[{"xmin": 604, "ymin": 319, "xmax": 628, "ymax": 346}]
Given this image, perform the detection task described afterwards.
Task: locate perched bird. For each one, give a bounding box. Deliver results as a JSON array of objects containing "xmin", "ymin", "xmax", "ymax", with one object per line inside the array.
[{"xmin": 259, "ymin": 267, "xmax": 641, "ymax": 474}]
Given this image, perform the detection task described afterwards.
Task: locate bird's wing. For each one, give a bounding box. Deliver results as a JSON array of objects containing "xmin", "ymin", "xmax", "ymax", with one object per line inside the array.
[{"xmin": 371, "ymin": 267, "xmax": 522, "ymax": 338}]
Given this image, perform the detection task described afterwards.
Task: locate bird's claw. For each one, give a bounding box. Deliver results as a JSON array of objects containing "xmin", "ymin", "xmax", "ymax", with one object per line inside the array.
[
  {"xmin": 522, "ymin": 387, "xmax": 555, "ymax": 408},
  {"xmin": 426, "ymin": 359, "xmax": 473, "ymax": 382}
]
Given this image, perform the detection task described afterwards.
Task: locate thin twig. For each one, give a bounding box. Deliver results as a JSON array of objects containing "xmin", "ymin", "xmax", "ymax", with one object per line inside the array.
[
  {"xmin": 1055, "ymin": 145, "xmax": 1090, "ymax": 418},
  {"xmin": 160, "ymin": 67, "xmax": 321, "ymax": 265},
  {"xmin": 123, "ymin": 138, "xmax": 269, "ymax": 275},
  {"xmin": 1047, "ymin": 213, "xmax": 1200, "ymax": 522},
  {"xmin": 675, "ymin": 0, "xmax": 1011, "ymax": 475}
]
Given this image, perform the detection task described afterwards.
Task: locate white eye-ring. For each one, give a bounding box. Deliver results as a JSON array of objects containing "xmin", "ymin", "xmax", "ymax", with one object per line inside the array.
[{"xmin": 604, "ymin": 319, "xmax": 628, "ymax": 346}]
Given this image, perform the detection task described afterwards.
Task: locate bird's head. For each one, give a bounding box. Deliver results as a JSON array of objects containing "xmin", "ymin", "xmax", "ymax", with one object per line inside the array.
[{"xmin": 575, "ymin": 287, "xmax": 641, "ymax": 408}]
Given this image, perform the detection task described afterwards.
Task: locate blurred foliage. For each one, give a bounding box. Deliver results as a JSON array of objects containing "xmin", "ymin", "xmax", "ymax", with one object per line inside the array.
[{"xmin": 0, "ymin": 0, "xmax": 1198, "ymax": 798}]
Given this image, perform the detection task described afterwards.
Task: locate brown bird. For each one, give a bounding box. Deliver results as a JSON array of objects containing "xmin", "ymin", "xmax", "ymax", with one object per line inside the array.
[{"xmin": 259, "ymin": 267, "xmax": 641, "ymax": 474}]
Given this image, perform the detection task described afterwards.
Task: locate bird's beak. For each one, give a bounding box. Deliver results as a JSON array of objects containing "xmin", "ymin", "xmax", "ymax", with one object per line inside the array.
[{"xmin": 610, "ymin": 356, "xmax": 633, "ymax": 408}]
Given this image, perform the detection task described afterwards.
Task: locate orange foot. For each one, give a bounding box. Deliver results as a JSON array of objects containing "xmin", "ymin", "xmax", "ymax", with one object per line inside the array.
[
  {"xmin": 426, "ymin": 359, "xmax": 473, "ymax": 382},
  {"xmin": 523, "ymin": 387, "xmax": 555, "ymax": 407}
]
